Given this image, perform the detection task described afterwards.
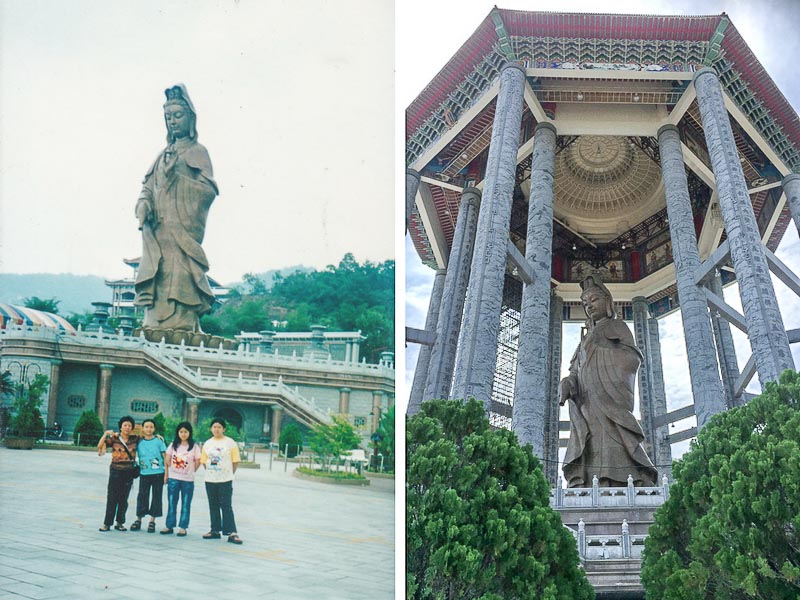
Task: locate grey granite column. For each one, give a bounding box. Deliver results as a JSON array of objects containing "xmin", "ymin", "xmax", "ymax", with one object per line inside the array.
[
  {"xmin": 423, "ymin": 189, "xmax": 481, "ymax": 402},
  {"xmin": 406, "ymin": 168, "xmax": 421, "ymax": 232},
  {"xmin": 512, "ymin": 122, "xmax": 557, "ymax": 453},
  {"xmin": 647, "ymin": 318, "xmax": 673, "ymax": 479},
  {"xmin": 632, "ymin": 296, "xmax": 656, "ymax": 459},
  {"xmin": 96, "ymin": 364, "xmax": 114, "ymax": 428},
  {"xmin": 46, "ymin": 360, "xmax": 61, "ymax": 428},
  {"xmin": 544, "ymin": 293, "xmax": 563, "ymax": 485},
  {"xmin": 658, "ymin": 124, "xmax": 726, "ymax": 428},
  {"xmin": 451, "ymin": 62, "xmax": 526, "ymax": 408},
  {"xmin": 709, "ymin": 270, "xmax": 742, "ymax": 409},
  {"xmin": 339, "ymin": 387, "xmax": 351, "ymax": 415},
  {"xmin": 783, "ymin": 174, "xmax": 800, "ymax": 239},
  {"xmin": 407, "ymin": 270, "xmax": 446, "ymax": 414},
  {"xmin": 187, "ymin": 398, "xmax": 201, "ymax": 427},
  {"xmin": 270, "ymin": 406, "xmax": 283, "ymax": 445},
  {"xmin": 694, "ymin": 67, "xmax": 794, "ymax": 383},
  {"xmin": 371, "ymin": 391, "xmax": 384, "ymax": 433}
]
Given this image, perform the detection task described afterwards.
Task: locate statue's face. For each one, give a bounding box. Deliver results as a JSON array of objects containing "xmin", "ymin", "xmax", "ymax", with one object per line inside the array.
[
  {"xmin": 582, "ymin": 290, "xmax": 609, "ymax": 321},
  {"xmin": 164, "ymin": 104, "xmax": 191, "ymax": 139}
]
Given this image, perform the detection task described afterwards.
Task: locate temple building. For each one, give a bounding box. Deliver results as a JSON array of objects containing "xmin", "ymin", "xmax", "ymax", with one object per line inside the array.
[{"xmin": 406, "ymin": 8, "xmax": 800, "ymax": 594}]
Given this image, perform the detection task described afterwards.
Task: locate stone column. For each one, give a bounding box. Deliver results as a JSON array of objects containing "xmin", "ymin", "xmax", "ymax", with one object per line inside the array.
[
  {"xmin": 452, "ymin": 62, "xmax": 526, "ymax": 408},
  {"xmin": 344, "ymin": 342, "xmax": 352, "ymax": 363},
  {"xmin": 694, "ymin": 67, "xmax": 794, "ymax": 383},
  {"xmin": 186, "ymin": 398, "xmax": 201, "ymax": 427},
  {"xmin": 709, "ymin": 270, "xmax": 742, "ymax": 409},
  {"xmin": 270, "ymin": 406, "xmax": 283, "ymax": 445},
  {"xmin": 95, "ymin": 364, "xmax": 114, "ymax": 428},
  {"xmin": 423, "ymin": 188, "xmax": 481, "ymax": 403},
  {"xmin": 632, "ymin": 297, "xmax": 657, "ymax": 459},
  {"xmin": 647, "ymin": 318, "xmax": 673, "ymax": 480},
  {"xmin": 512, "ymin": 122, "xmax": 558, "ymax": 453},
  {"xmin": 371, "ymin": 390, "xmax": 384, "ymax": 433},
  {"xmin": 408, "ymin": 270, "xmax": 446, "ymax": 414},
  {"xmin": 782, "ymin": 173, "xmax": 800, "ymax": 239},
  {"xmin": 352, "ymin": 343, "xmax": 360, "ymax": 364},
  {"xmin": 406, "ymin": 168, "xmax": 421, "ymax": 232},
  {"xmin": 262, "ymin": 405, "xmax": 270, "ymax": 438},
  {"xmin": 338, "ymin": 387, "xmax": 351, "ymax": 415},
  {"xmin": 657, "ymin": 124, "xmax": 726, "ymax": 428},
  {"xmin": 46, "ymin": 360, "xmax": 61, "ymax": 428},
  {"xmin": 543, "ymin": 293, "xmax": 563, "ymax": 485}
]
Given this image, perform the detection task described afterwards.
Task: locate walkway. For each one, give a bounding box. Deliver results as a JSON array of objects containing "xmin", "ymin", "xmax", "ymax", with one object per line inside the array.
[{"xmin": 0, "ymin": 448, "xmax": 394, "ymax": 599}]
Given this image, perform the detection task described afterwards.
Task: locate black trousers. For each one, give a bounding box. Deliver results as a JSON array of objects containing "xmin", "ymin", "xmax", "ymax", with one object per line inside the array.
[
  {"xmin": 205, "ymin": 480, "xmax": 237, "ymax": 534},
  {"xmin": 136, "ymin": 473, "xmax": 164, "ymax": 518},
  {"xmin": 104, "ymin": 468, "xmax": 136, "ymax": 527}
]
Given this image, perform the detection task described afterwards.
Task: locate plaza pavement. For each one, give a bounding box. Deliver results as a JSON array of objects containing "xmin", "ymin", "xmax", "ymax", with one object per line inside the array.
[{"xmin": 0, "ymin": 447, "xmax": 394, "ymax": 599}]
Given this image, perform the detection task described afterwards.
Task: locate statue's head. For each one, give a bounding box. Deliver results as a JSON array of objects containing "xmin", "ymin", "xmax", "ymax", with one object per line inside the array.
[
  {"xmin": 163, "ymin": 84, "xmax": 197, "ymax": 143},
  {"xmin": 579, "ymin": 274, "xmax": 616, "ymax": 323}
]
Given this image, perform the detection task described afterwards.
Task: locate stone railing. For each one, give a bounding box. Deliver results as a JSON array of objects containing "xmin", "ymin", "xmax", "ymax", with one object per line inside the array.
[
  {"xmin": 0, "ymin": 324, "xmax": 395, "ymax": 379},
  {"xmin": 551, "ymin": 474, "xmax": 670, "ymax": 509},
  {"xmin": 566, "ymin": 519, "xmax": 647, "ymax": 561}
]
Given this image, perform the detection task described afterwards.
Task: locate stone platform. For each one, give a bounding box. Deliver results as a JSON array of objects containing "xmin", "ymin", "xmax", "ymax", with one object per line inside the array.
[{"xmin": 550, "ymin": 476, "xmax": 670, "ymax": 598}]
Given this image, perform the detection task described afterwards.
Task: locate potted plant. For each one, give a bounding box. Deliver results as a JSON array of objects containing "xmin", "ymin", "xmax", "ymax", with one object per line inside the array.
[{"xmin": 4, "ymin": 374, "xmax": 48, "ymax": 449}]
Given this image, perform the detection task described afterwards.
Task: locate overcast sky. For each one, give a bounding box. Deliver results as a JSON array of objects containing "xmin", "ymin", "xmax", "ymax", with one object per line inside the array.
[
  {"xmin": 0, "ymin": 0, "xmax": 394, "ymax": 284},
  {"xmin": 399, "ymin": 0, "xmax": 800, "ymax": 458}
]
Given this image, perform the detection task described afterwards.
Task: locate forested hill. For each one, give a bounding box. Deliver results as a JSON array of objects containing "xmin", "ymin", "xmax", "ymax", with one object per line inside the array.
[{"xmin": 200, "ymin": 254, "xmax": 394, "ymax": 363}]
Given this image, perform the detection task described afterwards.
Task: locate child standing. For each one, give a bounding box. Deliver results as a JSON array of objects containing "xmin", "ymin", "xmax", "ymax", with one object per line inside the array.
[
  {"xmin": 201, "ymin": 418, "xmax": 243, "ymax": 544},
  {"xmin": 131, "ymin": 418, "xmax": 167, "ymax": 533},
  {"xmin": 161, "ymin": 421, "xmax": 201, "ymax": 536}
]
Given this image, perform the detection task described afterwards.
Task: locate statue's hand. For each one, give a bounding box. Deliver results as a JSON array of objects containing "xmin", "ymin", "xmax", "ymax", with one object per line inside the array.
[
  {"xmin": 136, "ymin": 201, "xmax": 151, "ymax": 230},
  {"xmin": 559, "ymin": 377, "xmax": 575, "ymax": 406}
]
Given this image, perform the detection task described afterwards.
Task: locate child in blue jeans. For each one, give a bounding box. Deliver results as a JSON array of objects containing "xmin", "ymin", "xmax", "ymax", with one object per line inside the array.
[{"xmin": 161, "ymin": 421, "xmax": 201, "ymax": 536}]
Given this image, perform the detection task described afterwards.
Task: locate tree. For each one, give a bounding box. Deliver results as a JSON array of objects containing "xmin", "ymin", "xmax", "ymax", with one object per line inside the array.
[
  {"xmin": 641, "ymin": 370, "xmax": 800, "ymax": 600},
  {"xmin": 376, "ymin": 405, "xmax": 395, "ymax": 472},
  {"xmin": 23, "ymin": 296, "xmax": 61, "ymax": 314},
  {"xmin": 7, "ymin": 374, "xmax": 48, "ymax": 439},
  {"xmin": 74, "ymin": 410, "xmax": 104, "ymax": 446},
  {"xmin": 407, "ymin": 399, "xmax": 594, "ymax": 600},
  {"xmin": 279, "ymin": 422, "xmax": 304, "ymax": 457},
  {"xmin": 309, "ymin": 416, "xmax": 361, "ymax": 471}
]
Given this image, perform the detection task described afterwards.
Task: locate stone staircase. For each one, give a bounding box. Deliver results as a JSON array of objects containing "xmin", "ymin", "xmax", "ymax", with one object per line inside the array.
[{"xmin": 551, "ymin": 475, "xmax": 670, "ymax": 598}]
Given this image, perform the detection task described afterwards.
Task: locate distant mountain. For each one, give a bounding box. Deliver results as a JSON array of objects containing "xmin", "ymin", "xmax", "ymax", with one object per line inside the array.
[{"xmin": 0, "ymin": 273, "xmax": 109, "ymax": 316}]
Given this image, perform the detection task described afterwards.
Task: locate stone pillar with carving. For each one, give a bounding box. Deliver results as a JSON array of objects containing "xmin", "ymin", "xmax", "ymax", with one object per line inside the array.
[
  {"xmin": 409, "ymin": 268, "xmax": 447, "ymax": 413},
  {"xmin": 647, "ymin": 318, "xmax": 673, "ymax": 480},
  {"xmin": 406, "ymin": 168, "xmax": 421, "ymax": 232},
  {"xmin": 452, "ymin": 62, "xmax": 526, "ymax": 408},
  {"xmin": 632, "ymin": 296, "xmax": 657, "ymax": 458},
  {"xmin": 782, "ymin": 173, "xmax": 800, "ymax": 239},
  {"xmin": 96, "ymin": 364, "xmax": 114, "ymax": 428},
  {"xmin": 543, "ymin": 293, "xmax": 564, "ymax": 485},
  {"xmin": 338, "ymin": 387, "xmax": 351, "ymax": 415},
  {"xmin": 270, "ymin": 406, "xmax": 283, "ymax": 445},
  {"xmin": 423, "ymin": 188, "xmax": 481, "ymax": 404},
  {"xmin": 657, "ymin": 124, "xmax": 726, "ymax": 428},
  {"xmin": 186, "ymin": 398, "xmax": 201, "ymax": 427},
  {"xmin": 694, "ymin": 67, "xmax": 794, "ymax": 383},
  {"xmin": 709, "ymin": 270, "xmax": 742, "ymax": 409},
  {"xmin": 46, "ymin": 360, "xmax": 62, "ymax": 428},
  {"xmin": 513, "ymin": 122, "xmax": 557, "ymax": 453}
]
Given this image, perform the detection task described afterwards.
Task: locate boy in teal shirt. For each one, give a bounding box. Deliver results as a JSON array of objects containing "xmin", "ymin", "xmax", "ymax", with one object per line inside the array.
[{"xmin": 131, "ymin": 418, "xmax": 167, "ymax": 532}]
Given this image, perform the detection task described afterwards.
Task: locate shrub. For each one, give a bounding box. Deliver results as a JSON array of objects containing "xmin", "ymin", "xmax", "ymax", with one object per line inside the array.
[
  {"xmin": 8, "ymin": 374, "xmax": 47, "ymax": 439},
  {"xmin": 375, "ymin": 405, "xmax": 395, "ymax": 472},
  {"xmin": 73, "ymin": 410, "xmax": 104, "ymax": 446},
  {"xmin": 279, "ymin": 422, "xmax": 304, "ymax": 457}
]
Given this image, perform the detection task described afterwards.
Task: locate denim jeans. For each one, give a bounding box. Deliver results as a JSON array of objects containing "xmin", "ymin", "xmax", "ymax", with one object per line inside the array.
[
  {"xmin": 205, "ymin": 480, "xmax": 237, "ymax": 535},
  {"xmin": 136, "ymin": 473, "xmax": 164, "ymax": 518},
  {"xmin": 165, "ymin": 478, "xmax": 195, "ymax": 529}
]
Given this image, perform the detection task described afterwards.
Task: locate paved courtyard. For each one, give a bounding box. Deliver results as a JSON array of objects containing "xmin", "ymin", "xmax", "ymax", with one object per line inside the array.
[{"xmin": 0, "ymin": 447, "xmax": 394, "ymax": 599}]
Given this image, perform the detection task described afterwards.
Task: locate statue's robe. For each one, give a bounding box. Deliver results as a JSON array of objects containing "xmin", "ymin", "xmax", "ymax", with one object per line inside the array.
[
  {"xmin": 563, "ymin": 318, "xmax": 658, "ymax": 487},
  {"xmin": 135, "ymin": 138, "xmax": 218, "ymax": 331}
]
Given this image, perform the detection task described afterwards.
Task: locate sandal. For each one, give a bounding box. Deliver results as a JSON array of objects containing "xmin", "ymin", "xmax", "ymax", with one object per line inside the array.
[
  {"xmin": 202, "ymin": 531, "xmax": 221, "ymax": 539},
  {"xmin": 160, "ymin": 528, "xmax": 173, "ymax": 535},
  {"xmin": 99, "ymin": 525, "xmax": 110, "ymax": 532},
  {"xmin": 114, "ymin": 523, "xmax": 127, "ymax": 531},
  {"xmin": 147, "ymin": 522, "xmax": 156, "ymax": 533},
  {"xmin": 227, "ymin": 534, "xmax": 243, "ymax": 545},
  {"xmin": 176, "ymin": 529, "xmax": 187, "ymax": 537},
  {"xmin": 130, "ymin": 520, "xmax": 141, "ymax": 531}
]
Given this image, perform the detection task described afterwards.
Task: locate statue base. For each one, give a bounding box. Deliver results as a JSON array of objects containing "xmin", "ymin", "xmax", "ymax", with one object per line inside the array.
[{"xmin": 136, "ymin": 327, "xmax": 236, "ymax": 349}]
